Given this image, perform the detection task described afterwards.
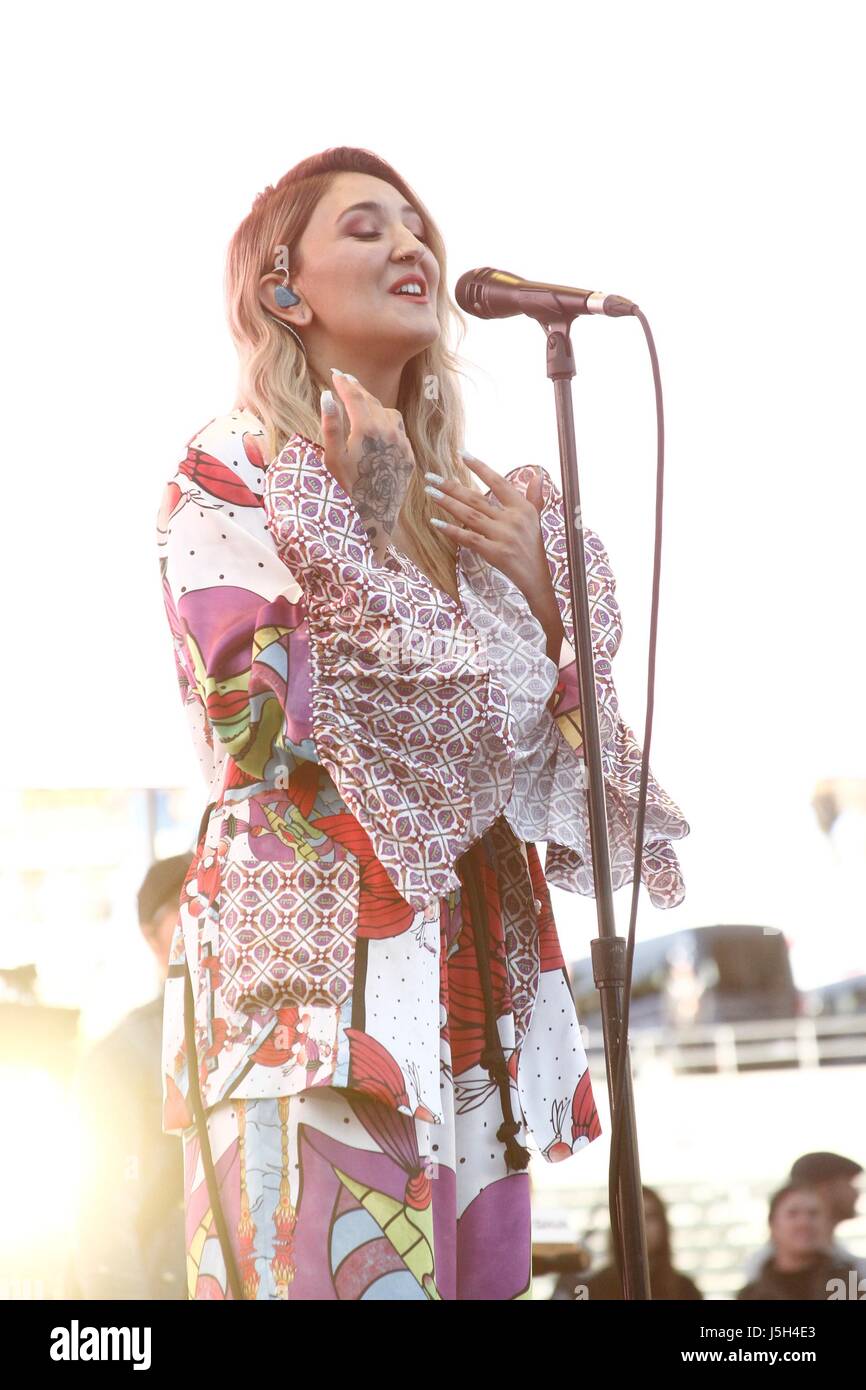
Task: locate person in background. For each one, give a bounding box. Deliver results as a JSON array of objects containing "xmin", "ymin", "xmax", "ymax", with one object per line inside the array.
[
  {"xmin": 790, "ymin": 1152, "xmax": 865, "ymax": 1276},
  {"xmin": 737, "ymin": 1182, "xmax": 854, "ymax": 1300},
  {"xmin": 581, "ymin": 1186, "xmax": 703, "ymax": 1300},
  {"xmin": 64, "ymin": 852, "xmax": 192, "ymax": 1300},
  {"xmin": 742, "ymin": 1151, "xmax": 865, "ymax": 1284}
]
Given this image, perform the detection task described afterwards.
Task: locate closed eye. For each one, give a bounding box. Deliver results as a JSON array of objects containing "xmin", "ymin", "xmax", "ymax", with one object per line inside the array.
[{"xmin": 353, "ymin": 231, "xmax": 429, "ymax": 245}]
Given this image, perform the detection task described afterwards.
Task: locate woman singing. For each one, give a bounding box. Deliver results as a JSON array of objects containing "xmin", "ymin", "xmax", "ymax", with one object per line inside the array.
[{"xmin": 156, "ymin": 145, "xmax": 689, "ymax": 1301}]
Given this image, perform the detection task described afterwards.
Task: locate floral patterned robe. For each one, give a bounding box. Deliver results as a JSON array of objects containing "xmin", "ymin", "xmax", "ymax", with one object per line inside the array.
[{"xmin": 155, "ymin": 406, "xmax": 689, "ymax": 1173}]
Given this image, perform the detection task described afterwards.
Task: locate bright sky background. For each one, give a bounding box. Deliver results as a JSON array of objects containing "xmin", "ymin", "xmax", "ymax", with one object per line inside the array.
[{"xmin": 2, "ymin": 1, "xmax": 864, "ymax": 989}]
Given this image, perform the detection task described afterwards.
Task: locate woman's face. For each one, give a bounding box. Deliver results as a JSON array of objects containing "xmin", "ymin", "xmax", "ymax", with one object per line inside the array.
[
  {"xmin": 283, "ymin": 171, "xmax": 441, "ymax": 373},
  {"xmin": 770, "ymin": 1189, "xmax": 829, "ymax": 1259}
]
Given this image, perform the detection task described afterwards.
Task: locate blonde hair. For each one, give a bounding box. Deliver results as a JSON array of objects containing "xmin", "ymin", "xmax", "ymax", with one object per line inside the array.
[{"xmin": 225, "ymin": 146, "xmax": 478, "ymax": 599}]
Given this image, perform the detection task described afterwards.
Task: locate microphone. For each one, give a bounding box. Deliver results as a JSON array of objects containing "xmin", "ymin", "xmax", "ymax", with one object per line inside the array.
[{"xmin": 454, "ymin": 267, "xmax": 636, "ymax": 322}]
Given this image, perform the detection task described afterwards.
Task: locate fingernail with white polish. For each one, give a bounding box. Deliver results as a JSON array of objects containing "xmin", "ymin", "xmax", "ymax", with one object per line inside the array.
[
  {"xmin": 429, "ymin": 517, "xmax": 447, "ymax": 528},
  {"xmin": 425, "ymin": 485, "xmax": 444, "ymax": 500},
  {"xmin": 425, "ymin": 471, "xmax": 445, "ymax": 484},
  {"xmin": 321, "ymin": 389, "xmax": 338, "ymax": 414}
]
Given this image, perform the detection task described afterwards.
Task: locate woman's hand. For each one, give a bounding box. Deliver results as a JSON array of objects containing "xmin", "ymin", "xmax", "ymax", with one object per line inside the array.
[
  {"xmin": 427, "ymin": 452, "xmax": 566, "ymax": 671},
  {"xmin": 426, "ymin": 452, "xmax": 550, "ymax": 603},
  {"xmin": 320, "ymin": 371, "xmax": 418, "ymax": 562}
]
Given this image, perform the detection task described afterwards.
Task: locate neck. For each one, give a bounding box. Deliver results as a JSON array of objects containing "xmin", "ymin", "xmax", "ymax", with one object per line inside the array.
[
  {"xmin": 308, "ymin": 347, "xmax": 406, "ymax": 409},
  {"xmin": 774, "ymin": 1248, "xmax": 820, "ymax": 1272}
]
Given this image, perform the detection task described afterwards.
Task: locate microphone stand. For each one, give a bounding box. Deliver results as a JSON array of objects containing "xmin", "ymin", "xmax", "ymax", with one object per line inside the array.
[{"xmin": 536, "ymin": 312, "xmax": 651, "ymax": 1301}]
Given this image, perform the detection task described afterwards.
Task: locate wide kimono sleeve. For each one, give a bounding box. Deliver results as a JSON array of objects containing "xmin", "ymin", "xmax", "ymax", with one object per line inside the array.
[
  {"xmin": 156, "ymin": 410, "xmax": 315, "ymax": 805},
  {"xmin": 263, "ymin": 433, "xmax": 562, "ymax": 913},
  {"xmin": 460, "ymin": 462, "xmax": 690, "ymax": 909}
]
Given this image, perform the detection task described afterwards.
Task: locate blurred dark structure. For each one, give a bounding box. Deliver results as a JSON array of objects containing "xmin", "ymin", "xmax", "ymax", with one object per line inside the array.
[{"xmin": 570, "ymin": 924, "xmax": 799, "ymax": 1031}]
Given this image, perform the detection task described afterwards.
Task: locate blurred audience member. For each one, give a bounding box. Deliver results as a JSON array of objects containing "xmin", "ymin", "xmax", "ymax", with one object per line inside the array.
[
  {"xmin": 581, "ymin": 1186, "xmax": 703, "ymax": 1300},
  {"xmin": 742, "ymin": 1152, "xmax": 865, "ymax": 1284},
  {"xmin": 737, "ymin": 1182, "xmax": 854, "ymax": 1300},
  {"xmin": 64, "ymin": 852, "xmax": 192, "ymax": 1300}
]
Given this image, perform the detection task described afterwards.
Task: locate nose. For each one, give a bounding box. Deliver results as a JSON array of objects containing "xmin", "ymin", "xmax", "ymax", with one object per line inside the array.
[{"xmin": 392, "ymin": 235, "xmax": 425, "ymax": 263}]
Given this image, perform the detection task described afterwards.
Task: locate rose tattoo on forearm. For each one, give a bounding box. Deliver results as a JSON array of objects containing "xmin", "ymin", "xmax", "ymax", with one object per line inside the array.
[{"xmin": 350, "ymin": 431, "xmax": 416, "ymax": 555}]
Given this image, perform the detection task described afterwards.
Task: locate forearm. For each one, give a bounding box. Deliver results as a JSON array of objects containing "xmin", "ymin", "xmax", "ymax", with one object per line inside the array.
[
  {"xmin": 523, "ymin": 571, "xmax": 565, "ymax": 668},
  {"xmin": 349, "ymin": 434, "xmax": 415, "ymax": 565},
  {"xmin": 351, "ymin": 485, "xmax": 390, "ymax": 564},
  {"xmin": 521, "ymin": 571, "xmax": 565, "ymax": 715}
]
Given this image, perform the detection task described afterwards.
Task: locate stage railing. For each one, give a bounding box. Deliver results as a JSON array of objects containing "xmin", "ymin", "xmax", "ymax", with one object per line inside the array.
[{"xmin": 581, "ymin": 1013, "xmax": 866, "ymax": 1075}]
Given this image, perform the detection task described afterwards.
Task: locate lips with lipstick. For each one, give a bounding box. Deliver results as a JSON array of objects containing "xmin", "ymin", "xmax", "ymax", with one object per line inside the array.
[{"xmin": 388, "ymin": 273, "xmax": 429, "ymax": 302}]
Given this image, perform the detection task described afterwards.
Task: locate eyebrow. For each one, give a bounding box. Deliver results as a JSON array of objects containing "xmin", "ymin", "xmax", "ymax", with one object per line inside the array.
[{"xmin": 336, "ymin": 200, "xmax": 424, "ymax": 225}]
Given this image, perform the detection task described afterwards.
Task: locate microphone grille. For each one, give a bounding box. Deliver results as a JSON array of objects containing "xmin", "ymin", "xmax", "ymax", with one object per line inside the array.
[{"xmin": 455, "ymin": 268, "xmax": 495, "ymax": 317}]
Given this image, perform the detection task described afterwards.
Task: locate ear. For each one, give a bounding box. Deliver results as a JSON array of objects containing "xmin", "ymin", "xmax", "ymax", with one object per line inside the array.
[{"xmin": 258, "ymin": 271, "xmax": 307, "ymax": 323}]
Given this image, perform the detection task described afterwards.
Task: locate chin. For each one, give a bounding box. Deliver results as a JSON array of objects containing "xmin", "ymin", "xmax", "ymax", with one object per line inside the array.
[{"xmin": 380, "ymin": 323, "xmax": 441, "ymax": 357}]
